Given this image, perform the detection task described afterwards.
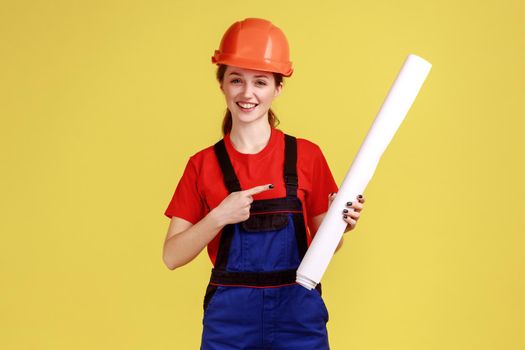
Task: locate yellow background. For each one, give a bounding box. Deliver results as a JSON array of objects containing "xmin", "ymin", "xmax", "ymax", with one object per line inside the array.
[{"xmin": 1, "ymin": 0, "xmax": 524, "ymax": 349}]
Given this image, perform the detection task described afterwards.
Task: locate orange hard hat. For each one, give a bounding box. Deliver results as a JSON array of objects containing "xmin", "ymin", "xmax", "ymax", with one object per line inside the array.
[{"xmin": 211, "ymin": 18, "xmax": 293, "ymax": 77}]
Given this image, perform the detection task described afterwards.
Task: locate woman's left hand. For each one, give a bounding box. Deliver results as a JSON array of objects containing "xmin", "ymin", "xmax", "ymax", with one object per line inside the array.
[{"xmin": 328, "ymin": 193, "xmax": 365, "ymax": 233}]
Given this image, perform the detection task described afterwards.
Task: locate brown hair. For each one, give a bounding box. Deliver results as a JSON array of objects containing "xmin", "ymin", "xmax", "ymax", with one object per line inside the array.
[{"xmin": 216, "ymin": 64, "xmax": 283, "ymax": 136}]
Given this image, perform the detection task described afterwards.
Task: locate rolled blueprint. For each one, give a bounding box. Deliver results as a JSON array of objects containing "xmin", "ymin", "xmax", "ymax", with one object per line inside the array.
[{"xmin": 296, "ymin": 54, "xmax": 432, "ymax": 290}]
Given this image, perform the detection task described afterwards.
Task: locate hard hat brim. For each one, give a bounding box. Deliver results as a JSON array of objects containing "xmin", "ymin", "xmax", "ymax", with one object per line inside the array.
[{"xmin": 212, "ymin": 53, "xmax": 293, "ymax": 77}]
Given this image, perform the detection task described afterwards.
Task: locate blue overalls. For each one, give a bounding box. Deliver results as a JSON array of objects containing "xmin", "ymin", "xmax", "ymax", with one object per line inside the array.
[{"xmin": 200, "ymin": 134, "xmax": 330, "ymax": 350}]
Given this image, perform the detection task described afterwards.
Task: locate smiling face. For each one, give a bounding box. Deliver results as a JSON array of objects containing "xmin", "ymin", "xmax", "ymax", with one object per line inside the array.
[{"xmin": 220, "ymin": 65, "xmax": 283, "ymax": 127}]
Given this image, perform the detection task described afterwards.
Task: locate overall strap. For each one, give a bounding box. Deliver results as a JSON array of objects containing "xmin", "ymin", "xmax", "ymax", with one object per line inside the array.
[
  {"xmin": 214, "ymin": 134, "xmax": 298, "ymax": 196},
  {"xmin": 283, "ymin": 134, "xmax": 298, "ymax": 197},
  {"xmin": 214, "ymin": 139, "xmax": 241, "ymax": 193}
]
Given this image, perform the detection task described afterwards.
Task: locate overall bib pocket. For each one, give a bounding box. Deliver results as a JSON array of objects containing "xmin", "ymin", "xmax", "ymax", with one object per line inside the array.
[{"xmin": 238, "ymin": 213, "xmax": 300, "ymax": 271}]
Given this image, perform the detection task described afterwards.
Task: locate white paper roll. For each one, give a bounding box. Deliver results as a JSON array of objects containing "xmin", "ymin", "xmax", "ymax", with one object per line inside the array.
[{"xmin": 296, "ymin": 54, "xmax": 432, "ymax": 290}]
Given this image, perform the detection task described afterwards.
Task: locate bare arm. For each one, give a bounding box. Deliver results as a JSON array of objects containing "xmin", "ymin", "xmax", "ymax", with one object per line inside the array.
[
  {"xmin": 162, "ymin": 184, "xmax": 274, "ymax": 270},
  {"xmin": 162, "ymin": 211, "xmax": 225, "ymax": 270}
]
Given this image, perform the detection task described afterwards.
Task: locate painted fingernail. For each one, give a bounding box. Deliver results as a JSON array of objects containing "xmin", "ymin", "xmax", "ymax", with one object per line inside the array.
[
  {"xmin": 343, "ymin": 215, "xmax": 348, "ymax": 219},
  {"xmin": 358, "ymin": 194, "xmax": 363, "ymax": 199},
  {"xmin": 343, "ymin": 209, "xmax": 348, "ymax": 213},
  {"xmin": 347, "ymin": 202, "xmax": 352, "ymax": 206},
  {"xmin": 269, "ymin": 184, "xmax": 274, "ymax": 189}
]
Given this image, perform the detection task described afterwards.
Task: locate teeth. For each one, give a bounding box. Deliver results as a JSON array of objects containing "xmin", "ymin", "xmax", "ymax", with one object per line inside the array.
[{"xmin": 238, "ymin": 102, "xmax": 257, "ymax": 108}]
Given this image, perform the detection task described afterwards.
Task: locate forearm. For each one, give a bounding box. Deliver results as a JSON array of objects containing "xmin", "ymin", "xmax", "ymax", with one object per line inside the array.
[{"xmin": 163, "ymin": 210, "xmax": 225, "ymax": 270}]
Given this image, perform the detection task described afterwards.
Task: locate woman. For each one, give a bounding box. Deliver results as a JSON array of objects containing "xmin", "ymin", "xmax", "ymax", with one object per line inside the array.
[{"xmin": 163, "ymin": 18, "xmax": 365, "ymax": 350}]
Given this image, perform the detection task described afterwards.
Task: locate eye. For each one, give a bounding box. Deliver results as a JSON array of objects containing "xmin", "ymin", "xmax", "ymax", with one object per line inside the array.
[
  {"xmin": 256, "ymin": 80, "xmax": 267, "ymax": 86},
  {"xmin": 230, "ymin": 78, "xmax": 241, "ymax": 84}
]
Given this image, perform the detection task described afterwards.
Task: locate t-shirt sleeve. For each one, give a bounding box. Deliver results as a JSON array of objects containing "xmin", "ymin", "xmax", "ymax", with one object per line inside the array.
[
  {"xmin": 164, "ymin": 157, "xmax": 207, "ymax": 224},
  {"xmin": 306, "ymin": 145, "xmax": 339, "ymax": 218}
]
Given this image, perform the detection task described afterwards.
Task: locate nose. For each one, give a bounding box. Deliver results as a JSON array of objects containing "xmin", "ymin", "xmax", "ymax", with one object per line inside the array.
[{"xmin": 240, "ymin": 83, "xmax": 254, "ymax": 99}]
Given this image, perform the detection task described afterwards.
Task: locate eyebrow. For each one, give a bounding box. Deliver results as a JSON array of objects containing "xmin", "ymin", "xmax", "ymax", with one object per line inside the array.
[{"xmin": 228, "ymin": 72, "xmax": 270, "ymax": 79}]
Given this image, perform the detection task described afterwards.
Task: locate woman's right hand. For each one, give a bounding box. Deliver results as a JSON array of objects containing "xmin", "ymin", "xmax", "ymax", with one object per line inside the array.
[{"xmin": 211, "ymin": 184, "xmax": 274, "ymax": 226}]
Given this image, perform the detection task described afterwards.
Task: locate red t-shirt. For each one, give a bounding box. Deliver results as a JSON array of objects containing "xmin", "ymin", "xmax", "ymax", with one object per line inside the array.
[{"xmin": 164, "ymin": 127, "xmax": 339, "ymax": 265}]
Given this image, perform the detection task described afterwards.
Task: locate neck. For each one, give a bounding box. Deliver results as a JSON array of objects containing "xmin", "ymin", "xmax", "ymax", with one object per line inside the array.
[{"xmin": 229, "ymin": 119, "xmax": 272, "ymax": 154}]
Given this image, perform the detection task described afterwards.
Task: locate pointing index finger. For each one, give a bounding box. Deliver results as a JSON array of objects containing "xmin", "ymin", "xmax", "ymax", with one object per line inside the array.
[{"xmin": 243, "ymin": 184, "xmax": 274, "ymax": 196}]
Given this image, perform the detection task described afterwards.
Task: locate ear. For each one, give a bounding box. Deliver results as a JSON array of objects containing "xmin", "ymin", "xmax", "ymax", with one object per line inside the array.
[
  {"xmin": 220, "ymin": 82, "xmax": 224, "ymax": 94},
  {"xmin": 274, "ymin": 82, "xmax": 283, "ymax": 97}
]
